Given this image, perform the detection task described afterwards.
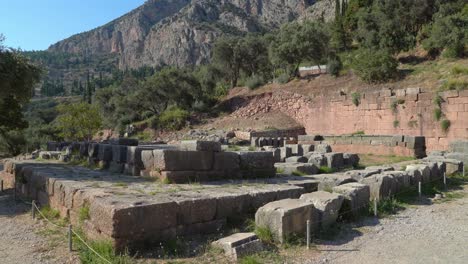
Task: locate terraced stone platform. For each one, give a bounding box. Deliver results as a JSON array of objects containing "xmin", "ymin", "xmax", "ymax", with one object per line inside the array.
[{"xmin": 1, "ymin": 160, "xmax": 327, "ymax": 251}]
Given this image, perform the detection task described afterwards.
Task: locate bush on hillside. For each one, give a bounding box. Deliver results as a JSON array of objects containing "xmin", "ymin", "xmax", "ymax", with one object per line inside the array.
[
  {"xmin": 351, "ymin": 49, "xmax": 398, "ymax": 83},
  {"xmin": 158, "ymin": 107, "xmax": 190, "ymax": 131},
  {"xmin": 327, "ymin": 56, "xmax": 343, "ymax": 77},
  {"xmin": 245, "ymin": 75, "xmax": 265, "ymax": 89}
]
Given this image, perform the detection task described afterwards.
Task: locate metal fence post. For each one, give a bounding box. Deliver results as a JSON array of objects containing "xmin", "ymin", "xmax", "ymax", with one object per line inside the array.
[
  {"xmin": 68, "ymin": 225, "xmax": 73, "ymax": 252},
  {"xmin": 31, "ymin": 200, "xmax": 36, "ymax": 220},
  {"xmin": 418, "ymin": 181, "xmax": 422, "ymax": 200},
  {"xmin": 374, "ymin": 198, "xmax": 378, "ymax": 217},
  {"xmin": 1, "ymin": 180, "xmax": 3, "ymax": 192},
  {"xmin": 306, "ymin": 220, "xmax": 311, "ymax": 249},
  {"xmin": 443, "ymin": 172, "xmax": 447, "ymax": 191}
]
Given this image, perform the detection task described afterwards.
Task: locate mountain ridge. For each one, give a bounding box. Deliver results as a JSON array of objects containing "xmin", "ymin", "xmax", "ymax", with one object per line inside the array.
[{"xmin": 47, "ymin": 0, "xmax": 330, "ymax": 70}]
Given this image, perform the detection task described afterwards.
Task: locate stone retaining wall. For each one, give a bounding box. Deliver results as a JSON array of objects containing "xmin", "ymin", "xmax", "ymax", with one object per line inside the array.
[
  {"xmin": 229, "ymin": 89, "xmax": 468, "ymax": 151},
  {"xmin": 298, "ymin": 135, "xmax": 426, "ymax": 158},
  {"xmin": 234, "ymin": 127, "xmax": 306, "ymax": 141}
]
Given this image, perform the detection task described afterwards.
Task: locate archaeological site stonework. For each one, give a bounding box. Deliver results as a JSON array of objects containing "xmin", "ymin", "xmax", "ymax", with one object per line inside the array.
[{"xmin": 230, "ymin": 88, "xmax": 468, "ymax": 151}]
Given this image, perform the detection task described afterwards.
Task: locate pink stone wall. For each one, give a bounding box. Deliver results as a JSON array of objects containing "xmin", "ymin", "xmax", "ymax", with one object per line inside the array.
[{"xmin": 231, "ymin": 89, "xmax": 468, "ymax": 151}]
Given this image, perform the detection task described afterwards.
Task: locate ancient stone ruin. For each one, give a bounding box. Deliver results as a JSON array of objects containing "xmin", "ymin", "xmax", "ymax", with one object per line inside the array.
[{"xmin": 0, "ymin": 137, "xmax": 465, "ymax": 259}]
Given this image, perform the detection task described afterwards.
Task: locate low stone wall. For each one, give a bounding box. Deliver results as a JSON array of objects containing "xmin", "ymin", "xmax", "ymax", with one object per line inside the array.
[
  {"xmin": 234, "ymin": 127, "xmax": 306, "ymax": 141},
  {"xmin": 298, "ymin": 135, "xmax": 426, "ymax": 158}
]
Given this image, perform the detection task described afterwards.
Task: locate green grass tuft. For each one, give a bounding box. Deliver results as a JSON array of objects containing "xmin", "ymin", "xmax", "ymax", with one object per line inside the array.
[
  {"xmin": 441, "ymin": 119, "xmax": 451, "ymax": 133},
  {"xmin": 254, "ymin": 225, "xmax": 274, "ymax": 244},
  {"xmin": 291, "ymin": 170, "xmax": 307, "ymax": 176},
  {"xmin": 434, "ymin": 108, "xmax": 442, "ymax": 121},
  {"xmin": 351, "ymin": 92, "xmax": 361, "ymax": 107},
  {"xmin": 318, "ymin": 166, "xmax": 335, "ymax": 174},
  {"xmin": 393, "ymin": 120, "xmax": 400, "ymax": 128},
  {"xmin": 79, "ymin": 205, "xmax": 90, "ymax": 223}
]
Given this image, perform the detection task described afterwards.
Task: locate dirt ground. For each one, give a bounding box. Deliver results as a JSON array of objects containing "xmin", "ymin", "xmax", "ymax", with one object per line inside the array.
[
  {"xmin": 0, "ymin": 163, "xmax": 78, "ymax": 264},
  {"xmin": 303, "ymin": 186, "xmax": 468, "ymax": 264}
]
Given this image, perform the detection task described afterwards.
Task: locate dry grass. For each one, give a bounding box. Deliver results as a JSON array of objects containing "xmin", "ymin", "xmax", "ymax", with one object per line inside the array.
[{"xmin": 358, "ymin": 154, "xmax": 416, "ymax": 168}]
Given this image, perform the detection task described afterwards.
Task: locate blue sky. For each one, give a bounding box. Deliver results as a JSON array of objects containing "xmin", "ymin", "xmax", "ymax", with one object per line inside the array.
[{"xmin": 0, "ymin": 0, "xmax": 146, "ymax": 51}]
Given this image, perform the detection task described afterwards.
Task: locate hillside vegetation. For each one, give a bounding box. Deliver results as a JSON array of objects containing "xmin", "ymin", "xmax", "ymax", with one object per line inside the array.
[{"xmin": 1, "ymin": 0, "xmax": 467, "ymax": 155}]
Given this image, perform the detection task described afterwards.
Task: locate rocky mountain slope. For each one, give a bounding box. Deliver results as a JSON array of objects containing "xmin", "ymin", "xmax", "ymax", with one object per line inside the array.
[{"xmin": 47, "ymin": 0, "xmax": 326, "ymax": 70}]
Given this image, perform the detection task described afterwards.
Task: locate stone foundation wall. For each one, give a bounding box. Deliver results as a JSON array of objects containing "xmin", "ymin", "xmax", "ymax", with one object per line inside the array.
[
  {"xmin": 230, "ymin": 89, "xmax": 468, "ymax": 151},
  {"xmin": 298, "ymin": 135, "xmax": 426, "ymax": 158},
  {"xmin": 234, "ymin": 127, "xmax": 306, "ymax": 141}
]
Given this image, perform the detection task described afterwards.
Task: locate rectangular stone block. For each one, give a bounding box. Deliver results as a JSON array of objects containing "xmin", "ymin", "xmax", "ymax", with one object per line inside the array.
[
  {"xmin": 112, "ymin": 145, "xmax": 128, "ymax": 163},
  {"xmin": 213, "ymin": 152, "xmax": 240, "ymax": 170},
  {"xmin": 300, "ymin": 191, "xmax": 343, "ymax": 230},
  {"xmin": 360, "ymin": 174, "xmax": 396, "ymax": 201},
  {"xmin": 152, "ymin": 150, "xmax": 214, "ymax": 171},
  {"xmin": 274, "ymin": 163, "xmax": 318, "ymax": 175},
  {"xmin": 255, "ymin": 199, "xmax": 316, "ymax": 243},
  {"xmin": 179, "ymin": 140, "xmax": 222, "ymax": 152},
  {"xmin": 325, "ymin": 152, "xmax": 344, "ymax": 169},
  {"xmin": 212, "ymin": 232, "xmax": 259, "ymax": 259},
  {"xmin": 333, "ymin": 183, "xmax": 370, "ymax": 218},
  {"xmin": 97, "ymin": 144, "xmax": 112, "ymax": 161},
  {"xmin": 109, "ymin": 138, "xmax": 139, "ymax": 146}
]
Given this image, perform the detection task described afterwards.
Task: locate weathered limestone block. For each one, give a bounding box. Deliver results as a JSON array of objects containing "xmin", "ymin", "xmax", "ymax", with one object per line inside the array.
[
  {"xmin": 360, "ymin": 174, "xmax": 396, "ymax": 200},
  {"xmin": 405, "ymin": 164, "xmax": 431, "ymax": 184},
  {"xmin": 274, "ymin": 163, "xmax": 318, "ymax": 175},
  {"xmin": 97, "ymin": 144, "xmax": 112, "ymax": 161},
  {"xmin": 238, "ymin": 152, "xmax": 275, "ymax": 178},
  {"xmin": 308, "ymin": 153, "xmax": 327, "ymax": 167},
  {"xmin": 212, "ymin": 233, "xmax": 263, "ymax": 260},
  {"xmin": 333, "ymin": 183, "xmax": 370, "ymax": 218},
  {"xmin": 109, "ymin": 162, "xmax": 125, "ymax": 173},
  {"xmin": 112, "ymin": 145, "xmax": 128, "ymax": 163},
  {"xmin": 441, "ymin": 155, "xmax": 465, "ymax": 174},
  {"xmin": 255, "ymin": 199, "xmax": 315, "ymax": 243},
  {"xmin": 301, "ymin": 144, "xmax": 314, "ymax": 153},
  {"xmin": 285, "ymin": 156, "xmax": 308, "ymax": 163},
  {"xmin": 179, "ymin": 140, "xmax": 222, "ymax": 152},
  {"xmin": 314, "ymin": 174, "xmax": 356, "ymax": 191},
  {"xmin": 343, "ymin": 153, "xmax": 360, "ymax": 168},
  {"xmin": 382, "ymin": 171, "xmax": 410, "ymax": 192},
  {"xmin": 79, "ymin": 142, "xmax": 89, "ymax": 157},
  {"xmin": 109, "ymin": 138, "xmax": 138, "ymax": 146},
  {"xmin": 280, "ymin": 147, "xmax": 293, "ymax": 162},
  {"xmin": 175, "ymin": 196, "xmax": 217, "ymax": 225},
  {"xmin": 88, "ymin": 143, "xmax": 99, "ymax": 158},
  {"xmin": 213, "ymin": 152, "xmax": 240, "ymax": 171},
  {"xmin": 315, "ymin": 143, "xmax": 332, "ymax": 153},
  {"xmin": 153, "ymin": 150, "xmax": 214, "ymax": 171},
  {"xmin": 300, "ymin": 191, "xmax": 344, "ymax": 230},
  {"xmin": 325, "ymin": 152, "xmax": 344, "ymax": 169},
  {"xmin": 345, "ymin": 168, "xmax": 382, "ymax": 182},
  {"xmin": 286, "ymin": 144, "xmax": 304, "ymax": 156}
]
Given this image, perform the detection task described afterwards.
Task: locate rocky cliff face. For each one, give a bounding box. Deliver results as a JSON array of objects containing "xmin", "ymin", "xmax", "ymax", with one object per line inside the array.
[{"xmin": 48, "ymin": 0, "xmax": 319, "ymax": 70}]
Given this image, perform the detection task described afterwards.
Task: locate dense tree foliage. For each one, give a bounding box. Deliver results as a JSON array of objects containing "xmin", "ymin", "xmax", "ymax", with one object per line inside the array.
[
  {"xmin": 55, "ymin": 102, "xmax": 102, "ymax": 141},
  {"xmin": 0, "ymin": 34, "xmax": 41, "ymax": 155}
]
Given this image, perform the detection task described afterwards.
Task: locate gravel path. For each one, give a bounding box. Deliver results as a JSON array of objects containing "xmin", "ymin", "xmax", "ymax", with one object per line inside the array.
[
  {"xmin": 0, "ymin": 188, "xmax": 78, "ymax": 264},
  {"xmin": 308, "ymin": 186, "xmax": 468, "ymax": 264}
]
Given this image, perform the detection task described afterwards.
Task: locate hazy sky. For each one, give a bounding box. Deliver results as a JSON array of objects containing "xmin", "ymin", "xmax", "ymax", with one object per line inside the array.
[{"xmin": 0, "ymin": 0, "xmax": 146, "ymax": 51}]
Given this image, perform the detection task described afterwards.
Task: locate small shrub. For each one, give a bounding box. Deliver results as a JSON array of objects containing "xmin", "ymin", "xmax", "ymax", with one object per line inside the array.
[
  {"xmin": 390, "ymin": 99, "xmax": 405, "ymax": 113},
  {"xmin": 441, "ymin": 119, "xmax": 451, "ymax": 133},
  {"xmin": 351, "ymin": 130, "xmax": 365, "ymax": 135},
  {"xmin": 158, "ymin": 107, "xmax": 190, "ymax": 130},
  {"xmin": 79, "ymin": 205, "xmax": 90, "ymax": 223},
  {"xmin": 433, "ymin": 94, "xmax": 443, "ymax": 107},
  {"xmin": 292, "ymin": 170, "xmax": 307, "ymax": 176},
  {"xmin": 441, "ymin": 79, "xmax": 468, "ymax": 91},
  {"xmin": 451, "ymin": 66, "xmax": 468, "ymax": 75},
  {"xmin": 393, "ymin": 120, "xmax": 400, "ymax": 128},
  {"xmin": 228, "ymin": 145, "xmax": 241, "ymax": 151},
  {"xmin": 351, "ymin": 49, "xmax": 398, "ymax": 83},
  {"xmin": 275, "ymin": 73, "xmax": 290, "ymax": 84},
  {"xmin": 39, "ymin": 206, "xmax": 60, "ymax": 220},
  {"xmin": 327, "ymin": 56, "xmax": 343, "ymax": 77},
  {"xmin": 240, "ymin": 255, "xmax": 263, "ymax": 264},
  {"xmin": 276, "ymin": 167, "xmax": 285, "ymax": 174},
  {"xmin": 319, "ymin": 166, "xmax": 334, "ymax": 174},
  {"xmin": 255, "ymin": 225, "xmax": 274, "ymax": 244},
  {"xmin": 245, "ymin": 75, "xmax": 265, "ymax": 89},
  {"xmin": 351, "ymin": 92, "xmax": 361, "ymax": 106},
  {"xmin": 407, "ymin": 120, "xmax": 418, "ymax": 128},
  {"xmin": 434, "ymin": 108, "xmax": 442, "ymax": 121}
]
